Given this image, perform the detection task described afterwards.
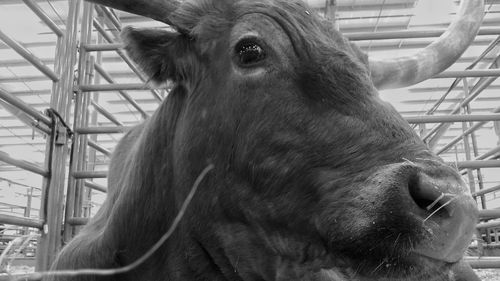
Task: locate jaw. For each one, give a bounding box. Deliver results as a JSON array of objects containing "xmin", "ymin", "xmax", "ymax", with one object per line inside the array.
[{"xmin": 211, "ymin": 221, "xmax": 459, "ymax": 281}]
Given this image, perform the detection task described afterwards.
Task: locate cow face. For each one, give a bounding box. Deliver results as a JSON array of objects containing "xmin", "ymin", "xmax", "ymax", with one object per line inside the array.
[{"xmin": 122, "ymin": 0, "xmax": 477, "ymax": 280}]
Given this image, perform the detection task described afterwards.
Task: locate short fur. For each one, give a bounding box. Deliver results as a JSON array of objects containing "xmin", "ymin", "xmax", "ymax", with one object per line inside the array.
[{"xmin": 48, "ymin": 1, "xmax": 478, "ymax": 281}]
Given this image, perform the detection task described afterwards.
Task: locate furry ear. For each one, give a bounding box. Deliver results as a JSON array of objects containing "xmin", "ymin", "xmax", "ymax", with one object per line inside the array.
[{"xmin": 121, "ymin": 27, "xmax": 198, "ymax": 83}]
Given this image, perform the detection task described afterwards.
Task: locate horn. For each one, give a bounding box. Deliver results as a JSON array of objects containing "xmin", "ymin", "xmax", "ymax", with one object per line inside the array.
[
  {"xmin": 369, "ymin": 0, "xmax": 484, "ymax": 90},
  {"xmin": 85, "ymin": 0, "xmax": 181, "ymax": 27}
]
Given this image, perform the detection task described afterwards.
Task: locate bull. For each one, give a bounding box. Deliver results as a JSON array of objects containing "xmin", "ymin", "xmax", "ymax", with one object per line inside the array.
[{"xmin": 49, "ymin": 0, "xmax": 484, "ymax": 280}]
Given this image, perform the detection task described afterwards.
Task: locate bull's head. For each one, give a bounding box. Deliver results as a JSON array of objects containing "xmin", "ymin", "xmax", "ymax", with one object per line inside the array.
[{"xmin": 68, "ymin": 0, "xmax": 483, "ymax": 280}]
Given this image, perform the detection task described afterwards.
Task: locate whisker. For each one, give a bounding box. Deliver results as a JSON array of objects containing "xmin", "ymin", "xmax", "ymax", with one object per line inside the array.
[
  {"xmin": 371, "ymin": 261, "xmax": 385, "ymax": 275},
  {"xmin": 426, "ymin": 193, "xmax": 445, "ymax": 211},
  {"xmin": 402, "ymin": 158, "xmax": 416, "ymax": 165},
  {"xmin": 423, "ymin": 195, "xmax": 459, "ymax": 223}
]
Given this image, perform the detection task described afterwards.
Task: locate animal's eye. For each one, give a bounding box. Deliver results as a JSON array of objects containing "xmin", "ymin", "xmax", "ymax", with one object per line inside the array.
[{"xmin": 235, "ymin": 39, "xmax": 266, "ymax": 66}]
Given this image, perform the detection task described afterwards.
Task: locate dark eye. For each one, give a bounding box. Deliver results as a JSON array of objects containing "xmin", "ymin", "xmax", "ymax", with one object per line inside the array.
[{"xmin": 235, "ymin": 39, "xmax": 266, "ymax": 66}]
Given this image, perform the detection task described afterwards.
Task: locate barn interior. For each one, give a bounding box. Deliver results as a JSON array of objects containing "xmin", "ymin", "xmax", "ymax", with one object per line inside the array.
[{"xmin": 0, "ymin": 0, "xmax": 499, "ymax": 278}]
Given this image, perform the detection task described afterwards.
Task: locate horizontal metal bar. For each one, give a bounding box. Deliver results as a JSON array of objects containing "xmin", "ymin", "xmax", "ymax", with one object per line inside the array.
[
  {"xmin": 90, "ymin": 99, "xmax": 123, "ymax": 126},
  {"xmin": 465, "ymin": 257, "xmax": 500, "ymax": 269},
  {"xmin": 83, "ymin": 43, "xmax": 122, "ymax": 52},
  {"xmin": 73, "ymin": 170, "xmax": 108, "ymax": 179},
  {"xmin": 0, "ymin": 99, "xmax": 51, "ymax": 135},
  {"xmin": 0, "ymin": 214, "xmax": 43, "ymax": 229},
  {"xmin": 473, "ymin": 184, "xmax": 500, "ymax": 197},
  {"xmin": 479, "ymin": 209, "xmax": 500, "ymax": 220},
  {"xmin": 436, "ymin": 106, "xmax": 500, "ymax": 155},
  {"xmin": 76, "ymin": 126, "xmax": 132, "ymax": 134},
  {"xmin": 80, "ymin": 83, "xmax": 163, "ymax": 92},
  {"xmin": 87, "ymin": 139, "xmax": 112, "ymax": 156},
  {"xmin": 0, "ymin": 29, "xmax": 58, "ymax": 82},
  {"xmin": 434, "ymin": 69, "xmax": 500, "ymax": 78},
  {"xmin": 0, "ymin": 151, "xmax": 48, "ymax": 176},
  {"xmin": 0, "ymin": 88, "xmax": 52, "ymax": 126},
  {"xmin": 457, "ymin": 160, "xmax": 500, "ymax": 169},
  {"xmin": 405, "ymin": 114, "xmax": 500, "ymax": 124},
  {"xmin": 84, "ymin": 180, "xmax": 107, "ymax": 193},
  {"xmin": 475, "ymin": 146, "xmax": 500, "ymax": 160},
  {"xmin": 22, "ymin": 0, "xmax": 63, "ymax": 37},
  {"xmin": 94, "ymin": 63, "xmax": 149, "ymax": 118},
  {"xmin": 66, "ymin": 217, "xmax": 89, "ymax": 226},
  {"xmin": 477, "ymin": 220, "xmax": 500, "ymax": 229},
  {"xmin": 345, "ymin": 27, "xmax": 500, "ymax": 41}
]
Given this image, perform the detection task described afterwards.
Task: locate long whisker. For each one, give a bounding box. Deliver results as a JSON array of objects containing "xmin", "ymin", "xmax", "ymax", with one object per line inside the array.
[
  {"xmin": 426, "ymin": 193, "xmax": 445, "ymax": 211},
  {"xmin": 423, "ymin": 195, "xmax": 459, "ymax": 223}
]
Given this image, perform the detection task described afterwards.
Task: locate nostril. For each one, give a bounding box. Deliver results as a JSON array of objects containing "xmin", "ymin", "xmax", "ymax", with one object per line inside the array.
[{"xmin": 408, "ymin": 173, "xmax": 453, "ymax": 217}]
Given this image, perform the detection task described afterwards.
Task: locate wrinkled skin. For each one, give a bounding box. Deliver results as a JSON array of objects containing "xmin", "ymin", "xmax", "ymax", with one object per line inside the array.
[{"xmin": 49, "ymin": 1, "xmax": 478, "ymax": 281}]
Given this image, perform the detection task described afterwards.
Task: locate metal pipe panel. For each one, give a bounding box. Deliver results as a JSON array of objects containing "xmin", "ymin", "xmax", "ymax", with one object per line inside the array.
[
  {"xmin": 434, "ymin": 69, "xmax": 500, "ymax": 78},
  {"xmin": 80, "ymin": 83, "xmax": 162, "ymax": 92},
  {"xmin": 72, "ymin": 170, "xmax": 108, "ymax": 179},
  {"xmin": 406, "ymin": 114, "xmax": 500, "ymax": 124},
  {"xmin": 473, "ymin": 184, "xmax": 500, "ymax": 197},
  {"xmin": 83, "ymin": 43, "xmax": 122, "ymax": 51},
  {"xmin": 0, "ymin": 214, "xmax": 43, "ymax": 229},
  {"xmin": 22, "ymin": 0, "xmax": 64, "ymax": 37},
  {"xmin": 0, "ymin": 88, "xmax": 52, "ymax": 126},
  {"xmin": 88, "ymin": 139, "xmax": 112, "ymax": 156},
  {"xmin": 93, "ymin": 63, "xmax": 148, "ymax": 117},
  {"xmin": 0, "ymin": 151, "xmax": 49, "ymax": 176},
  {"xmin": 478, "ymin": 209, "xmax": 500, "ymax": 220},
  {"xmin": 457, "ymin": 160, "xmax": 500, "ymax": 169},
  {"xmin": 84, "ymin": 180, "xmax": 107, "ymax": 193},
  {"xmin": 0, "ymin": 29, "xmax": 58, "ymax": 81},
  {"xmin": 76, "ymin": 126, "xmax": 132, "ymax": 134}
]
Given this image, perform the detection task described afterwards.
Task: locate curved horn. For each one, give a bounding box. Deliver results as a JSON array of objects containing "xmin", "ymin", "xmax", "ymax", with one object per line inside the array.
[
  {"xmin": 369, "ymin": 0, "xmax": 484, "ymax": 90},
  {"xmin": 85, "ymin": 0, "xmax": 181, "ymax": 27}
]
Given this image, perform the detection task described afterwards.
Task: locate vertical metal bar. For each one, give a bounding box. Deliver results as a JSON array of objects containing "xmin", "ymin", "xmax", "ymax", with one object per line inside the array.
[
  {"xmin": 461, "ymin": 80, "xmax": 477, "ymax": 199},
  {"xmin": 63, "ymin": 2, "xmax": 93, "ymax": 243},
  {"xmin": 23, "ymin": 187, "xmax": 33, "ymax": 235},
  {"xmin": 84, "ymin": 18, "xmax": 106, "ymax": 218},
  {"xmin": 36, "ymin": 0, "xmax": 82, "ymax": 271},
  {"xmin": 72, "ymin": 58, "xmax": 92, "ymax": 235}
]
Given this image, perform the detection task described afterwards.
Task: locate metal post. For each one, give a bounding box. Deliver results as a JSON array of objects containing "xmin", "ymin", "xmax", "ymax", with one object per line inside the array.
[
  {"xmin": 23, "ymin": 187, "xmax": 34, "ymax": 235},
  {"xmin": 63, "ymin": 1, "xmax": 93, "ymax": 242},
  {"xmin": 460, "ymin": 84, "xmax": 477, "ymax": 198},
  {"xmin": 36, "ymin": 0, "xmax": 82, "ymax": 271}
]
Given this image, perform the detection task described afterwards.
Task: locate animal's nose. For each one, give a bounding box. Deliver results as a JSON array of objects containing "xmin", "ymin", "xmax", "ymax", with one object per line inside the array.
[
  {"xmin": 408, "ymin": 172, "xmax": 458, "ymax": 218},
  {"xmin": 404, "ymin": 166, "xmax": 478, "ymax": 262}
]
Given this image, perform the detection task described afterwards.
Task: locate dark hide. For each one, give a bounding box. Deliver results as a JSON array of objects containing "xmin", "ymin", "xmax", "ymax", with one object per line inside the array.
[{"xmin": 49, "ymin": 1, "xmax": 478, "ymax": 281}]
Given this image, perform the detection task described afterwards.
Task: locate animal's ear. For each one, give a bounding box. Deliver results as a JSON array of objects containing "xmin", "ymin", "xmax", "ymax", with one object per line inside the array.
[{"xmin": 121, "ymin": 27, "xmax": 197, "ymax": 83}]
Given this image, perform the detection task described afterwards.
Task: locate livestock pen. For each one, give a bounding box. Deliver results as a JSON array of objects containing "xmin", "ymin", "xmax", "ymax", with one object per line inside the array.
[{"xmin": 0, "ymin": 0, "xmax": 499, "ymax": 280}]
